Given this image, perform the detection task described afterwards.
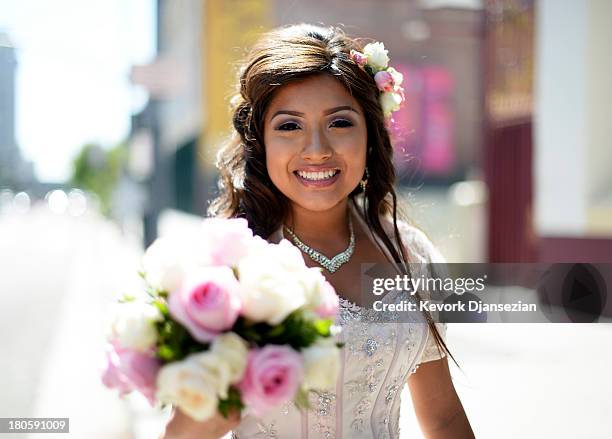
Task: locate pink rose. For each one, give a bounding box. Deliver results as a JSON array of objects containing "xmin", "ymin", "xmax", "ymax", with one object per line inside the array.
[
  {"xmin": 374, "ymin": 70, "xmax": 395, "ymax": 92},
  {"xmin": 101, "ymin": 340, "xmax": 160, "ymax": 406},
  {"xmin": 349, "ymin": 49, "xmax": 367, "ymax": 68},
  {"xmin": 238, "ymin": 345, "xmax": 303, "ymax": 416},
  {"xmin": 200, "ymin": 218, "xmax": 256, "ymax": 267},
  {"xmin": 315, "ymin": 279, "xmax": 340, "ymax": 319},
  {"xmin": 168, "ymin": 266, "xmax": 242, "ymax": 343}
]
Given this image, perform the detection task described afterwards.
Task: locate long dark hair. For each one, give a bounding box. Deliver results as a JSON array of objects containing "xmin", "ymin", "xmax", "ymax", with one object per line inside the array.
[{"xmin": 208, "ymin": 23, "xmax": 454, "ymax": 364}]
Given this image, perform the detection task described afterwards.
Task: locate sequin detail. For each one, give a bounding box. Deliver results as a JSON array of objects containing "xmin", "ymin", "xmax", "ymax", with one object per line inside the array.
[{"xmin": 309, "ymin": 390, "xmax": 336, "ymax": 439}]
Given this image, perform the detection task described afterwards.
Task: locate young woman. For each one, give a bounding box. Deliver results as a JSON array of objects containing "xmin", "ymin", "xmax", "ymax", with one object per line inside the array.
[{"xmin": 161, "ymin": 23, "xmax": 474, "ymax": 439}]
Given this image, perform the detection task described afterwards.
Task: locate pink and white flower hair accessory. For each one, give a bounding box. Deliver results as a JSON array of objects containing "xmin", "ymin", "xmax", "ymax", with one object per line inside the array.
[{"xmin": 350, "ymin": 42, "xmax": 406, "ymax": 118}]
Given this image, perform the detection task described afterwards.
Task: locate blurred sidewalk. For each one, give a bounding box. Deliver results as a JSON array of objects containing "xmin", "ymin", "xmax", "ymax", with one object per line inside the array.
[
  {"xmin": 400, "ymin": 323, "xmax": 612, "ymax": 438},
  {"xmin": 0, "ymin": 203, "xmax": 143, "ymax": 438}
]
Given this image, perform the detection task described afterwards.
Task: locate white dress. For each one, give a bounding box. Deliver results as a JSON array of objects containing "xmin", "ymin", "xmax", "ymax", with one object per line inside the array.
[{"xmin": 232, "ymin": 207, "xmax": 447, "ymax": 439}]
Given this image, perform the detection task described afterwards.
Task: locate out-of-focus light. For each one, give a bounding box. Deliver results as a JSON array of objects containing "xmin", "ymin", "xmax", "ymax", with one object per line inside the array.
[
  {"xmin": 13, "ymin": 192, "xmax": 31, "ymax": 214},
  {"xmin": 48, "ymin": 190, "xmax": 69, "ymax": 214},
  {"xmin": 87, "ymin": 192, "xmax": 102, "ymax": 213},
  {"xmin": 449, "ymin": 181, "xmax": 488, "ymax": 207},
  {"xmin": 68, "ymin": 189, "xmax": 88, "ymax": 217},
  {"xmin": 402, "ymin": 19, "xmax": 431, "ymax": 42},
  {"xmin": 0, "ymin": 189, "xmax": 14, "ymax": 212}
]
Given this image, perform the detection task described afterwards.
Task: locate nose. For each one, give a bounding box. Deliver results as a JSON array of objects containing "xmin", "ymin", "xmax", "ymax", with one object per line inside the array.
[{"xmin": 302, "ymin": 127, "xmax": 333, "ymax": 161}]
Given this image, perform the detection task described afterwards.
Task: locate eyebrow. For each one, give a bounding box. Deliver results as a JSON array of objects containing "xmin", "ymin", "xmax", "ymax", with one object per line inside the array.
[{"xmin": 270, "ymin": 105, "xmax": 360, "ymax": 120}]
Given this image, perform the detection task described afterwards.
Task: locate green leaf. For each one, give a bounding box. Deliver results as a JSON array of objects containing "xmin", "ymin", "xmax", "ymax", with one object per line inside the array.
[
  {"xmin": 312, "ymin": 319, "xmax": 332, "ymax": 337},
  {"xmin": 231, "ymin": 313, "xmax": 334, "ymax": 350},
  {"xmin": 157, "ymin": 344, "xmax": 176, "ymax": 361},
  {"xmin": 152, "ymin": 299, "xmax": 169, "ymax": 317},
  {"xmin": 266, "ymin": 324, "xmax": 285, "ymax": 338},
  {"xmin": 218, "ymin": 386, "xmax": 244, "ymax": 418},
  {"xmin": 293, "ymin": 387, "xmax": 311, "ymax": 411},
  {"xmin": 118, "ymin": 293, "xmax": 136, "ymax": 303}
]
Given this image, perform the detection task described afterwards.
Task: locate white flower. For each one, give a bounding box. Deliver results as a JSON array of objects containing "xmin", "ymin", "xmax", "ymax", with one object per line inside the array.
[
  {"xmin": 363, "ymin": 42, "xmax": 389, "ymax": 72},
  {"xmin": 142, "ymin": 237, "xmax": 189, "ymax": 293},
  {"xmin": 210, "ymin": 332, "xmax": 249, "ymax": 384},
  {"xmin": 109, "ymin": 301, "xmax": 162, "ymax": 352},
  {"xmin": 191, "ymin": 351, "xmax": 234, "ymax": 399},
  {"xmin": 301, "ymin": 338, "xmax": 341, "ymax": 391},
  {"xmin": 198, "ymin": 217, "xmax": 257, "ymax": 267},
  {"xmin": 380, "ymin": 91, "xmax": 403, "ymax": 117},
  {"xmin": 386, "ymin": 66, "xmax": 403, "ymax": 88},
  {"xmin": 156, "ymin": 359, "xmax": 219, "ymax": 422},
  {"xmin": 299, "ymin": 267, "xmax": 339, "ymax": 319},
  {"xmin": 237, "ymin": 239, "xmax": 308, "ymax": 325}
]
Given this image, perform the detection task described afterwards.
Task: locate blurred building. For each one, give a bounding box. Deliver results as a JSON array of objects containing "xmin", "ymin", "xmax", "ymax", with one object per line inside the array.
[
  {"xmin": 533, "ymin": 0, "xmax": 612, "ymax": 262},
  {"xmin": 484, "ymin": 0, "xmax": 612, "ymax": 262},
  {"xmin": 128, "ymin": 0, "xmax": 271, "ymax": 245},
  {"xmin": 0, "ymin": 32, "xmax": 35, "ymax": 191}
]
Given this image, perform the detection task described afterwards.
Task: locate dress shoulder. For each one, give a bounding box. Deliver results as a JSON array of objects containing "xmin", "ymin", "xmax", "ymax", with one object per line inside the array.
[
  {"xmin": 394, "ymin": 219, "xmax": 445, "ymax": 264},
  {"xmin": 392, "ymin": 219, "xmax": 448, "ymax": 364}
]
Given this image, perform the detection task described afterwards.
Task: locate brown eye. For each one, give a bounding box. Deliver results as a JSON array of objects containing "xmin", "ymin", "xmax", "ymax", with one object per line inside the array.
[
  {"xmin": 277, "ymin": 121, "xmax": 301, "ymax": 131},
  {"xmin": 330, "ymin": 119, "xmax": 353, "ymax": 128}
]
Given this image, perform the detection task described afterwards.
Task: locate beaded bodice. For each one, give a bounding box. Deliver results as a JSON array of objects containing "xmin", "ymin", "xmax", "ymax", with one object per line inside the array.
[{"xmin": 231, "ymin": 209, "xmax": 447, "ymax": 439}]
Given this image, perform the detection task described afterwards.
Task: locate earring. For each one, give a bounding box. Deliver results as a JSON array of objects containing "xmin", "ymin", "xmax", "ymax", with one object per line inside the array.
[{"xmin": 360, "ymin": 167, "xmax": 369, "ymax": 191}]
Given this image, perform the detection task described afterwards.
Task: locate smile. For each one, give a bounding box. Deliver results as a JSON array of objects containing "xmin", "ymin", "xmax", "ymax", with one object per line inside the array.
[
  {"xmin": 293, "ymin": 168, "xmax": 341, "ymax": 188},
  {"xmin": 295, "ymin": 169, "xmax": 340, "ymax": 181}
]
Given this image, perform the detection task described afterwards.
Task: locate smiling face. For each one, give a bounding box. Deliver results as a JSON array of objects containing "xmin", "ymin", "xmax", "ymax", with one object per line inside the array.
[{"xmin": 263, "ymin": 73, "xmax": 368, "ymax": 214}]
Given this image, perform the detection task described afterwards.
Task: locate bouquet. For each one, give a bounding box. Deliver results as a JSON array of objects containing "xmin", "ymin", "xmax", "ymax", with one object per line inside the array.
[{"xmin": 101, "ymin": 218, "xmax": 342, "ymax": 422}]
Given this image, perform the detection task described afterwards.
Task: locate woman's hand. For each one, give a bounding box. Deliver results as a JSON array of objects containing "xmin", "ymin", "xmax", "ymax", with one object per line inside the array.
[{"xmin": 159, "ymin": 407, "xmax": 241, "ymax": 439}]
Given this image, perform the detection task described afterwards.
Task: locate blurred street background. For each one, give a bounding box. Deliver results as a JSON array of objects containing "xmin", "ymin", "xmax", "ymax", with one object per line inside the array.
[{"xmin": 1, "ymin": 0, "xmax": 611, "ymax": 438}]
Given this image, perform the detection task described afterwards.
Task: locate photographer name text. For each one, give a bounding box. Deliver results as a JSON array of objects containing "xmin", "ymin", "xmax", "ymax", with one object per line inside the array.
[{"xmin": 372, "ymin": 300, "xmax": 537, "ymax": 314}]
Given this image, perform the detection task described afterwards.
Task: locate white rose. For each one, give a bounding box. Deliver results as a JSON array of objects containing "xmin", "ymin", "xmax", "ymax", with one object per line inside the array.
[
  {"xmin": 191, "ymin": 351, "xmax": 234, "ymax": 399},
  {"xmin": 302, "ymin": 338, "xmax": 341, "ymax": 391},
  {"xmin": 386, "ymin": 66, "xmax": 403, "ymax": 88},
  {"xmin": 156, "ymin": 359, "xmax": 219, "ymax": 422},
  {"xmin": 363, "ymin": 42, "xmax": 389, "ymax": 72},
  {"xmin": 299, "ymin": 267, "xmax": 332, "ymax": 316},
  {"xmin": 142, "ymin": 237, "xmax": 189, "ymax": 293},
  {"xmin": 210, "ymin": 332, "xmax": 249, "ymax": 383},
  {"xmin": 109, "ymin": 301, "xmax": 162, "ymax": 352},
  {"xmin": 237, "ymin": 239, "xmax": 308, "ymax": 325},
  {"xmin": 380, "ymin": 91, "xmax": 403, "ymax": 117}
]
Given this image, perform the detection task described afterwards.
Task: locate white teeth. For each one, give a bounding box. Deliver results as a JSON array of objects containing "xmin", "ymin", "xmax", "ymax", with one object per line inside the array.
[{"xmin": 297, "ymin": 170, "xmax": 338, "ymax": 181}]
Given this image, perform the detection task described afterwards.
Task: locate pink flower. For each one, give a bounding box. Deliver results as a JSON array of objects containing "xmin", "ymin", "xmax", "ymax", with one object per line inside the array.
[
  {"xmin": 238, "ymin": 345, "xmax": 303, "ymax": 416},
  {"xmin": 101, "ymin": 340, "xmax": 160, "ymax": 406},
  {"xmin": 200, "ymin": 218, "xmax": 256, "ymax": 267},
  {"xmin": 168, "ymin": 266, "xmax": 242, "ymax": 343},
  {"xmin": 315, "ymin": 280, "xmax": 340, "ymax": 319},
  {"xmin": 349, "ymin": 49, "xmax": 367, "ymax": 68},
  {"xmin": 374, "ymin": 70, "xmax": 395, "ymax": 92}
]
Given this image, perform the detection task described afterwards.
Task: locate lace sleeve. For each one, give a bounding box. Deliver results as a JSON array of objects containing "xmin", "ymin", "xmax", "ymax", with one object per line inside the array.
[
  {"xmin": 396, "ymin": 221, "xmax": 448, "ymax": 364},
  {"xmin": 419, "ymin": 321, "xmax": 447, "ymax": 363}
]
